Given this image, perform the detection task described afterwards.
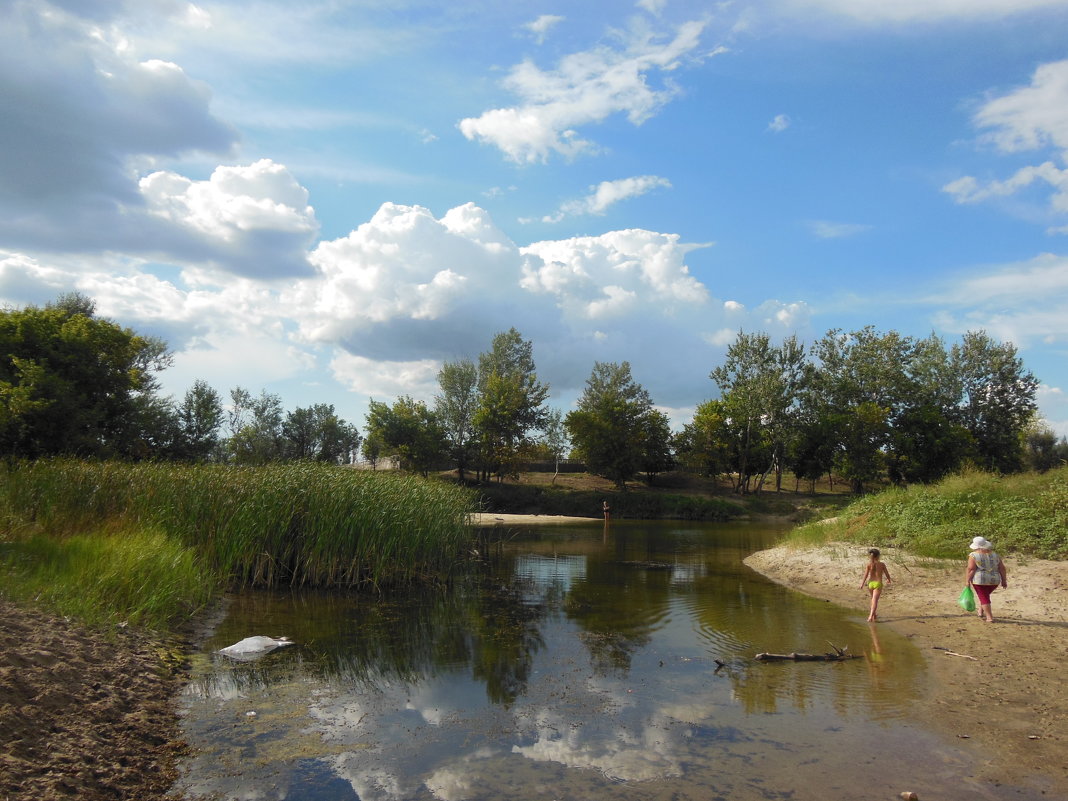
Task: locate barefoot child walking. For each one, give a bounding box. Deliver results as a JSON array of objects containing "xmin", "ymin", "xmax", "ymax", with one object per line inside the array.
[{"xmin": 860, "ymin": 548, "xmax": 892, "ymax": 622}]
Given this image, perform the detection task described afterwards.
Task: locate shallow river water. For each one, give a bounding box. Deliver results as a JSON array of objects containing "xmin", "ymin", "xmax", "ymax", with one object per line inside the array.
[{"xmin": 174, "ymin": 520, "xmax": 1040, "ymax": 801}]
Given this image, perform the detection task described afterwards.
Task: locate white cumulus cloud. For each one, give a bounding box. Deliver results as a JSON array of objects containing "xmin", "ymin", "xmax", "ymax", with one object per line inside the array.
[
  {"xmin": 543, "ymin": 175, "xmax": 672, "ymax": 222},
  {"xmin": 458, "ymin": 20, "xmax": 708, "ymax": 163},
  {"xmin": 139, "ymin": 159, "xmax": 319, "ymax": 277},
  {"xmin": 944, "ymin": 60, "xmax": 1068, "ymax": 231}
]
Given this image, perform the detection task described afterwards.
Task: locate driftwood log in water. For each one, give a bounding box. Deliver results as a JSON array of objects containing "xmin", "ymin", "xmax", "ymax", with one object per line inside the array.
[{"xmin": 754, "ymin": 643, "xmax": 860, "ymax": 662}]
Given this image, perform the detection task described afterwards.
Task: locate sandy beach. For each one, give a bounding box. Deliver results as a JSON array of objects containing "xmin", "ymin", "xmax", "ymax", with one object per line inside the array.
[
  {"xmin": 744, "ymin": 542, "xmax": 1068, "ymax": 795},
  {"xmin": 469, "ymin": 512, "xmax": 602, "ymax": 526}
]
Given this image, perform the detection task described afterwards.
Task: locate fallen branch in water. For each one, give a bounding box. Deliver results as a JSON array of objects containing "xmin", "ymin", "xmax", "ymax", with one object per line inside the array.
[{"xmin": 755, "ymin": 643, "xmax": 860, "ymax": 662}]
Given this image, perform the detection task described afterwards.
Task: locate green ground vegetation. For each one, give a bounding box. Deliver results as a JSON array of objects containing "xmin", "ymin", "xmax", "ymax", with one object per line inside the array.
[
  {"xmin": 786, "ymin": 465, "xmax": 1068, "ymax": 560},
  {"xmin": 0, "ymin": 461, "xmax": 475, "ymax": 629}
]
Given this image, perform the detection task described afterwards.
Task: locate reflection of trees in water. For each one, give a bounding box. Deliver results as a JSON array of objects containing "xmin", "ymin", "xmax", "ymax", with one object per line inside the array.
[
  {"xmin": 469, "ymin": 579, "xmax": 546, "ymax": 704},
  {"xmin": 564, "ymin": 560, "xmax": 672, "ymax": 675},
  {"xmin": 193, "ymin": 577, "xmax": 548, "ymax": 705}
]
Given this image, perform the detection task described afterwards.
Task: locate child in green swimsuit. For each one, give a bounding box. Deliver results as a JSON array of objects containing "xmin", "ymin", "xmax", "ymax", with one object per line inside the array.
[{"xmin": 860, "ymin": 548, "xmax": 892, "ymax": 622}]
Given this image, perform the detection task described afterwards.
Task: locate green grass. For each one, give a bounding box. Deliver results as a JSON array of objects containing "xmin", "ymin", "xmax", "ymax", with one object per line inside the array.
[
  {"xmin": 0, "ymin": 527, "xmax": 213, "ymax": 630},
  {"xmin": 785, "ymin": 465, "xmax": 1068, "ymax": 559},
  {"xmin": 0, "ymin": 460, "xmax": 477, "ymax": 628}
]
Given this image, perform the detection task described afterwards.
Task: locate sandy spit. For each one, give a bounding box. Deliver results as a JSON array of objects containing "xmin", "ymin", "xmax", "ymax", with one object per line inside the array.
[{"xmin": 744, "ymin": 542, "xmax": 1068, "ymax": 795}]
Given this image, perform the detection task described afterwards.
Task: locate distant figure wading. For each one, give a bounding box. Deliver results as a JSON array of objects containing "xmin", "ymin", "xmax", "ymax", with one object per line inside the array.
[{"xmin": 602, "ymin": 499, "xmax": 611, "ymax": 522}]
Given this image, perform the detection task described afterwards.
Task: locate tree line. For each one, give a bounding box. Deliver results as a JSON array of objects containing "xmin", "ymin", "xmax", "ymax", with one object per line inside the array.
[{"xmin": 1, "ymin": 294, "xmax": 1063, "ymax": 491}]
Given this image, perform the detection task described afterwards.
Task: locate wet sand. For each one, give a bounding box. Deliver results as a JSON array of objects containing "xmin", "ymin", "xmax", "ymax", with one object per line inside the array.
[{"xmin": 744, "ymin": 542, "xmax": 1068, "ymax": 796}]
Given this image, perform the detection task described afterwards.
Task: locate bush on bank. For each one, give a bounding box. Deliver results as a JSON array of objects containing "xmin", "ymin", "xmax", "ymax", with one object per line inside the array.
[{"xmin": 788, "ymin": 465, "xmax": 1068, "ymax": 559}]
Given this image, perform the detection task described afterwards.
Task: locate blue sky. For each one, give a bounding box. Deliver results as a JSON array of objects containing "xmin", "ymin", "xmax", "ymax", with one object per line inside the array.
[{"xmin": 2, "ymin": 0, "xmax": 1068, "ymax": 437}]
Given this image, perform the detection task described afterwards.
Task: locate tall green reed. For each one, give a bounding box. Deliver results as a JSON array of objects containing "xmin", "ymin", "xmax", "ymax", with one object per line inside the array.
[{"xmin": 0, "ymin": 460, "xmax": 477, "ymax": 591}]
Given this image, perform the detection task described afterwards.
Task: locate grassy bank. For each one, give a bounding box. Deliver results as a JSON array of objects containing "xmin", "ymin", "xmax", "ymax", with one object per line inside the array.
[
  {"xmin": 786, "ymin": 466, "xmax": 1068, "ymax": 559},
  {"xmin": 0, "ymin": 460, "xmax": 476, "ymax": 628},
  {"xmin": 472, "ymin": 480, "xmax": 745, "ymax": 520}
]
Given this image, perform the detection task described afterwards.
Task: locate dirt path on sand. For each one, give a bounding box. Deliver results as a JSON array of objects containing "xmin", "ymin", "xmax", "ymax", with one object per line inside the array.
[{"xmin": 744, "ymin": 543, "xmax": 1068, "ymax": 795}]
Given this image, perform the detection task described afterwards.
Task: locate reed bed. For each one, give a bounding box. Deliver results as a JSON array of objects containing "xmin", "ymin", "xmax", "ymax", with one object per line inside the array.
[{"xmin": 0, "ymin": 460, "xmax": 477, "ymax": 591}]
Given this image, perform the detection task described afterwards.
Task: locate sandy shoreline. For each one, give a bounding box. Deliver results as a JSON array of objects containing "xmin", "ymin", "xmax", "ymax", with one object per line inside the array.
[
  {"xmin": 469, "ymin": 511, "xmax": 603, "ymax": 526},
  {"xmin": 744, "ymin": 542, "xmax": 1068, "ymax": 795}
]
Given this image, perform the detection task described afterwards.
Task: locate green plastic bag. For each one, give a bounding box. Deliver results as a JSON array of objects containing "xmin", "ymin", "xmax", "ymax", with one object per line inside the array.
[{"xmin": 958, "ymin": 585, "xmax": 976, "ymax": 612}]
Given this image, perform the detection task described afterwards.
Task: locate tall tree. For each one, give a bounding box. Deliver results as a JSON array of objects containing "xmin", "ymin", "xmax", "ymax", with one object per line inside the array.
[
  {"xmin": 176, "ymin": 379, "xmax": 224, "ymax": 461},
  {"xmin": 474, "ymin": 328, "xmax": 549, "ymax": 481},
  {"xmin": 435, "ymin": 358, "xmax": 479, "ymax": 480},
  {"xmin": 638, "ymin": 408, "xmax": 674, "ymax": 485},
  {"xmin": 674, "ymin": 399, "xmax": 733, "ymax": 480},
  {"xmin": 565, "ymin": 361, "xmax": 655, "ymax": 490},
  {"xmin": 226, "ymin": 387, "xmax": 284, "ymax": 464},
  {"xmin": 950, "ymin": 331, "xmax": 1038, "ymax": 473},
  {"xmin": 539, "ymin": 408, "xmax": 570, "ymax": 484},
  {"xmin": 710, "ymin": 332, "xmax": 807, "ymax": 493},
  {"xmin": 809, "ymin": 327, "xmax": 914, "ymax": 493},
  {"xmin": 282, "ymin": 403, "xmax": 361, "ymax": 463}
]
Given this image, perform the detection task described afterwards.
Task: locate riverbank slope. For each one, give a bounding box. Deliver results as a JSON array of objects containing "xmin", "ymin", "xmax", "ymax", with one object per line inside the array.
[{"xmin": 745, "ymin": 543, "xmax": 1068, "ymax": 796}]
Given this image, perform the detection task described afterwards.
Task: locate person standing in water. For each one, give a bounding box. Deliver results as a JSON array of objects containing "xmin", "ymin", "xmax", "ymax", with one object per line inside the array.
[
  {"xmin": 602, "ymin": 499, "xmax": 611, "ymax": 522},
  {"xmin": 860, "ymin": 548, "xmax": 892, "ymax": 622}
]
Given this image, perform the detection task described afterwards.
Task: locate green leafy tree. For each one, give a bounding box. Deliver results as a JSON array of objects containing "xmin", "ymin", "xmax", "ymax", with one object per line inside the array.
[
  {"xmin": 1022, "ymin": 422, "xmax": 1068, "ymax": 473},
  {"xmin": 566, "ymin": 361, "xmax": 656, "ymax": 490},
  {"xmin": 361, "ymin": 429, "xmax": 385, "ymax": 469},
  {"xmin": 886, "ymin": 404, "xmax": 973, "ymax": 485},
  {"xmin": 638, "ymin": 408, "xmax": 674, "ymax": 485},
  {"xmin": 435, "ymin": 358, "xmax": 479, "ymax": 480},
  {"xmin": 176, "ymin": 379, "xmax": 224, "ymax": 461},
  {"xmin": 0, "ymin": 293, "xmax": 170, "ymax": 458},
  {"xmin": 950, "ymin": 331, "xmax": 1038, "ymax": 473},
  {"xmin": 365, "ymin": 396, "xmax": 448, "ymax": 477},
  {"xmin": 226, "ymin": 387, "xmax": 284, "ymax": 464},
  {"xmin": 674, "ymin": 399, "xmax": 733, "ymax": 480},
  {"xmin": 282, "ymin": 403, "xmax": 361, "ymax": 463},
  {"xmin": 474, "ymin": 329, "xmax": 549, "ymax": 481},
  {"xmin": 538, "ymin": 408, "xmax": 570, "ymax": 484},
  {"xmin": 809, "ymin": 327, "xmax": 915, "ymax": 493},
  {"xmin": 710, "ymin": 332, "xmax": 807, "ymax": 493},
  {"xmin": 786, "ymin": 409, "xmax": 838, "ymax": 492}
]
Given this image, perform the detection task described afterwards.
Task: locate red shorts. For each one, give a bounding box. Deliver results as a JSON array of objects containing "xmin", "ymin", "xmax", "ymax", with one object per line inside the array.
[{"xmin": 972, "ymin": 583, "xmax": 997, "ymax": 605}]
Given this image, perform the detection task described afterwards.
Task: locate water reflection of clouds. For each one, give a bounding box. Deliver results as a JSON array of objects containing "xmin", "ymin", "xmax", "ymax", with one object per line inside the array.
[
  {"xmin": 512, "ymin": 706, "xmax": 685, "ymax": 782},
  {"xmin": 177, "ymin": 528, "xmax": 933, "ymax": 801}
]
